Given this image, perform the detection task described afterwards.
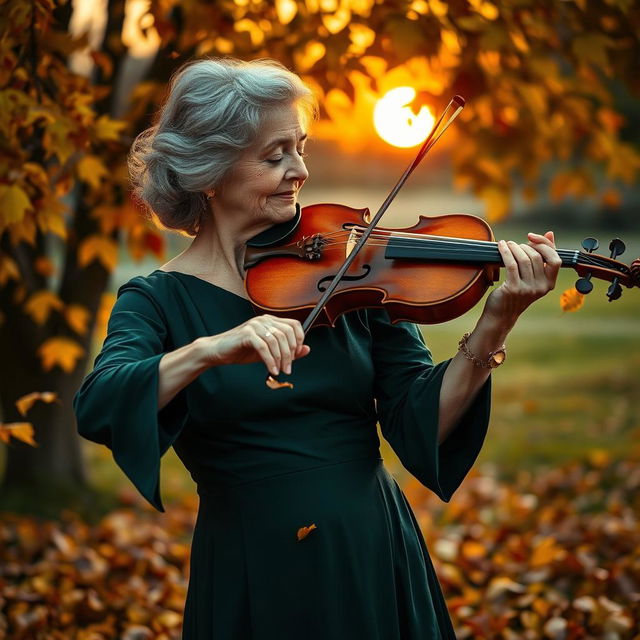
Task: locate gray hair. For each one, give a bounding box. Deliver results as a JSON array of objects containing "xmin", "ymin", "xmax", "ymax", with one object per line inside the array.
[{"xmin": 128, "ymin": 57, "xmax": 317, "ymax": 236}]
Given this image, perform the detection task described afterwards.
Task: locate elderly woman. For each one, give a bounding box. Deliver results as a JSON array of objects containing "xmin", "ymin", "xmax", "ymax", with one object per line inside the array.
[{"xmin": 74, "ymin": 58, "xmax": 561, "ymax": 639}]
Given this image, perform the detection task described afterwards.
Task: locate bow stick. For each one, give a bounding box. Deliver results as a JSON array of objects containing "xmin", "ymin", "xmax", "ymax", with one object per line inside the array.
[{"xmin": 266, "ymin": 95, "xmax": 466, "ymax": 388}]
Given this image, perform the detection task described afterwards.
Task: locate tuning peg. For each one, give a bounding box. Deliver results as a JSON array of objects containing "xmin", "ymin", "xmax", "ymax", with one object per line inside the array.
[
  {"xmin": 576, "ymin": 237, "xmax": 599, "ymax": 294},
  {"xmin": 609, "ymin": 238, "xmax": 626, "ymax": 259},
  {"xmin": 606, "ymin": 278, "xmax": 623, "ymax": 302},
  {"xmin": 575, "ymin": 276, "xmax": 594, "ymax": 294}
]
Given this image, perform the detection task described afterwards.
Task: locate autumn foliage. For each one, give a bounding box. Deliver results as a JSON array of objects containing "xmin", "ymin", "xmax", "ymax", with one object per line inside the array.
[{"xmin": 1, "ymin": 454, "xmax": 638, "ymax": 639}]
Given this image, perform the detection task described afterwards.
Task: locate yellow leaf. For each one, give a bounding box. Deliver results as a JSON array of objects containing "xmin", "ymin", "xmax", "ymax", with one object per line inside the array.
[
  {"xmin": 37, "ymin": 337, "xmax": 85, "ymax": 373},
  {"xmin": 0, "ymin": 422, "xmax": 37, "ymax": 446},
  {"xmin": 24, "ymin": 290, "xmax": 64, "ymax": 326},
  {"xmin": 94, "ymin": 115, "xmax": 126, "ymax": 142},
  {"xmin": 64, "ymin": 304, "xmax": 90, "ymax": 335},
  {"xmin": 479, "ymin": 186, "xmax": 510, "ymax": 222},
  {"xmin": 0, "ymin": 253, "xmax": 21, "ymax": 287},
  {"xmin": 15, "ymin": 391, "xmax": 60, "ymax": 417},
  {"xmin": 296, "ymin": 523, "xmax": 317, "ymax": 541},
  {"xmin": 44, "ymin": 119, "xmax": 76, "ymax": 165},
  {"xmin": 8, "ymin": 211, "xmax": 36, "ymax": 246},
  {"xmin": 77, "ymin": 155, "xmax": 109, "ymax": 189},
  {"xmin": 36, "ymin": 197, "xmax": 68, "ymax": 239},
  {"xmin": 530, "ymin": 536, "xmax": 565, "ymax": 567},
  {"xmin": 78, "ymin": 235, "xmax": 119, "ymax": 272},
  {"xmin": 0, "ymin": 184, "xmax": 33, "ymax": 229},
  {"xmin": 560, "ymin": 287, "xmax": 585, "ymax": 313}
]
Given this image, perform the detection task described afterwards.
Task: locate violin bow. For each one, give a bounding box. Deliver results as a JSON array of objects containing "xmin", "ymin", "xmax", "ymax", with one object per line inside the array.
[
  {"xmin": 266, "ymin": 95, "xmax": 465, "ymax": 389},
  {"xmin": 299, "ymin": 95, "xmax": 466, "ymax": 334}
]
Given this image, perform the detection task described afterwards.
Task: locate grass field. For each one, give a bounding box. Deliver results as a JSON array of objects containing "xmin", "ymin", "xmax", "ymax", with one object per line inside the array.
[{"xmin": 77, "ymin": 222, "xmax": 640, "ymax": 510}]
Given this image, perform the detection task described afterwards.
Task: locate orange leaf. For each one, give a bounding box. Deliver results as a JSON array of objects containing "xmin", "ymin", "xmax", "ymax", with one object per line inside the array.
[
  {"xmin": 37, "ymin": 337, "xmax": 85, "ymax": 373},
  {"xmin": 24, "ymin": 290, "xmax": 64, "ymax": 325},
  {"xmin": 296, "ymin": 523, "xmax": 317, "ymax": 541},
  {"xmin": 560, "ymin": 287, "xmax": 585, "ymax": 313},
  {"xmin": 530, "ymin": 536, "xmax": 565, "ymax": 567},
  {"xmin": 64, "ymin": 304, "xmax": 91, "ymax": 335},
  {"xmin": 0, "ymin": 254, "xmax": 20, "ymax": 286},
  {"xmin": 34, "ymin": 255, "xmax": 56, "ymax": 277},
  {"xmin": 0, "ymin": 422, "xmax": 37, "ymax": 446},
  {"xmin": 78, "ymin": 235, "xmax": 119, "ymax": 272},
  {"xmin": 461, "ymin": 539, "xmax": 487, "ymax": 559},
  {"xmin": 15, "ymin": 391, "xmax": 59, "ymax": 417}
]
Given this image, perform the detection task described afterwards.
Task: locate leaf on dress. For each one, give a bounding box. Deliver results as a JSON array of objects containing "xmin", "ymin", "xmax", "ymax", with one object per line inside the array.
[{"xmin": 296, "ymin": 524, "xmax": 317, "ymax": 541}]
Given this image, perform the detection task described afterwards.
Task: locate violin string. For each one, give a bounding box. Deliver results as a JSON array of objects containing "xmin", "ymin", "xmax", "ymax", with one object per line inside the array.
[
  {"xmin": 293, "ymin": 231, "xmax": 626, "ymax": 272},
  {"xmin": 317, "ymin": 241, "xmax": 581, "ymax": 262},
  {"xmin": 318, "ymin": 236, "xmax": 579, "ymax": 260}
]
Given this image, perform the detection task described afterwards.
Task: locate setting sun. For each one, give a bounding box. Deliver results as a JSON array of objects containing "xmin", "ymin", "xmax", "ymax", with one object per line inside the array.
[{"xmin": 373, "ymin": 87, "xmax": 435, "ymax": 148}]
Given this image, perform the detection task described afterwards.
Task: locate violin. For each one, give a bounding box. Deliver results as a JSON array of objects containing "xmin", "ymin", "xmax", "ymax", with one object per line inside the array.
[
  {"xmin": 244, "ymin": 202, "xmax": 640, "ymax": 329},
  {"xmin": 241, "ymin": 95, "xmax": 639, "ymax": 386}
]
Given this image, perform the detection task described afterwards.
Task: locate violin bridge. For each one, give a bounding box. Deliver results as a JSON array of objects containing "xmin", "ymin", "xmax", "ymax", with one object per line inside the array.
[{"xmin": 346, "ymin": 227, "xmax": 359, "ymax": 259}]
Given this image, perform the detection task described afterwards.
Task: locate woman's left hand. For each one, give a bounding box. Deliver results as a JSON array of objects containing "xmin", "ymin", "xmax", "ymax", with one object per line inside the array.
[{"xmin": 481, "ymin": 231, "xmax": 562, "ymax": 330}]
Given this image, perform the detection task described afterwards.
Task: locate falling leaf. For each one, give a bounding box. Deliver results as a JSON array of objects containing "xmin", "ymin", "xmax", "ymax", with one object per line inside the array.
[
  {"xmin": 37, "ymin": 337, "xmax": 85, "ymax": 373},
  {"xmin": 296, "ymin": 523, "xmax": 317, "ymax": 541},
  {"xmin": 15, "ymin": 391, "xmax": 59, "ymax": 416},
  {"xmin": 560, "ymin": 287, "xmax": 585, "ymax": 313},
  {"xmin": 0, "ymin": 422, "xmax": 36, "ymax": 446}
]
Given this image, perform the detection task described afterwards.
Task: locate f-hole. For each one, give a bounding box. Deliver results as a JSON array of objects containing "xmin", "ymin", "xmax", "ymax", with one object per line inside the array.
[{"xmin": 317, "ymin": 265, "xmax": 371, "ymax": 292}]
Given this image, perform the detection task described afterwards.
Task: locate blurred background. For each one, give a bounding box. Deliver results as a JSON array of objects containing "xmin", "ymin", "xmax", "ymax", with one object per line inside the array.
[{"xmin": 1, "ymin": 0, "xmax": 639, "ymax": 637}]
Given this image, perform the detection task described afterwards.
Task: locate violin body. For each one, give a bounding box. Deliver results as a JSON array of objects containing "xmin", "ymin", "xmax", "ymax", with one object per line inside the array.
[{"xmin": 244, "ymin": 203, "xmax": 501, "ymax": 327}]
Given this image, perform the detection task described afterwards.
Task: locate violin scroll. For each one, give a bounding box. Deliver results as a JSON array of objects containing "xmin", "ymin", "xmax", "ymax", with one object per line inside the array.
[{"xmin": 574, "ymin": 236, "xmax": 640, "ymax": 301}]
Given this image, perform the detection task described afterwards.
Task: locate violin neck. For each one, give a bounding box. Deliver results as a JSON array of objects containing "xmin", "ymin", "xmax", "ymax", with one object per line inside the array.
[{"xmin": 385, "ymin": 236, "xmax": 579, "ymax": 268}]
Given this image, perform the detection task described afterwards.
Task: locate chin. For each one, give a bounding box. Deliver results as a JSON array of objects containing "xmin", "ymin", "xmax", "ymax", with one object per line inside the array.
[{"xmin": 272, "ymin": 201, "xmax": 298, "ymax": 221}]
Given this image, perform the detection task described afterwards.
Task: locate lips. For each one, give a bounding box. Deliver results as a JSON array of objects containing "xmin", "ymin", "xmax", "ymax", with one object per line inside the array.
[{"xmin": 273, "ymin": 191, "xmax": 295, "ymax": 196}]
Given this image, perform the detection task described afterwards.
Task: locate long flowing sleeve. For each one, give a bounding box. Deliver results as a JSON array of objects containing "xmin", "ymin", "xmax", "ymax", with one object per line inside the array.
[
  {"xmin": 73, "ymin": 279, "xmax": 188, "ymax": 512},
  {"xmin": 368, "ymin": 309, "xmax": 491, "ymax": 502}
]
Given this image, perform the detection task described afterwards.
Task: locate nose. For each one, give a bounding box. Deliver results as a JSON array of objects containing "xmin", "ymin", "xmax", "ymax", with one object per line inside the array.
[{"xmin": 286, "ymin": 152, "xmax": 309, "ymax": 185}]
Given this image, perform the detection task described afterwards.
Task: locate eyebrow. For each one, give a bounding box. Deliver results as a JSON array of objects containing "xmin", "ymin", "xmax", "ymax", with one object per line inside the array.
[{"xmin": 262, "ymin": 133, "xmax": 307, "ymax": 153}]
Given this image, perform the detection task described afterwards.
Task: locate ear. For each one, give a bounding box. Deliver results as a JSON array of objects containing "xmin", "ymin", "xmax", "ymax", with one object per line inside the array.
[{"xmin": 206, "ymin": 191, "xmax": 215, "ymax": 200}]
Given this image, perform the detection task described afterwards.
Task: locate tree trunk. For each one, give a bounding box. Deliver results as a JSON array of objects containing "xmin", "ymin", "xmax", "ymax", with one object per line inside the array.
[{"xmin": 0, "ymin": 0, "xmax": 126, "ymax": 505}]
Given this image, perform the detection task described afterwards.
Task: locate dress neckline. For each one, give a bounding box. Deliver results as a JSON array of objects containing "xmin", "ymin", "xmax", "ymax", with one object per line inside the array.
[{"xmin": 152, "ymin": 269, "xmax": 252, "ymax": 302}]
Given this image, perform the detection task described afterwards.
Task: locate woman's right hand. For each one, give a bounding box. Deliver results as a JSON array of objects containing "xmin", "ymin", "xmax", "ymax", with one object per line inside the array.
[{"xmin": 196, "ymin": 314, "xmax": 311, "ymax": 376}]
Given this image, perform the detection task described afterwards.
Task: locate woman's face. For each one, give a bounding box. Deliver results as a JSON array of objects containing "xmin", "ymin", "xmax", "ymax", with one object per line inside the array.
[{"xmin": 212, "ymin": 103, "xmax": 309, "ymax": 233}]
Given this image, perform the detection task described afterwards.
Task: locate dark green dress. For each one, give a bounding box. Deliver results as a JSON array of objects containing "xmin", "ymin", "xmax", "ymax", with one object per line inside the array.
[{"xmin": 73, "ymin": 269, "xmax": 491, "ymax": 639}]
